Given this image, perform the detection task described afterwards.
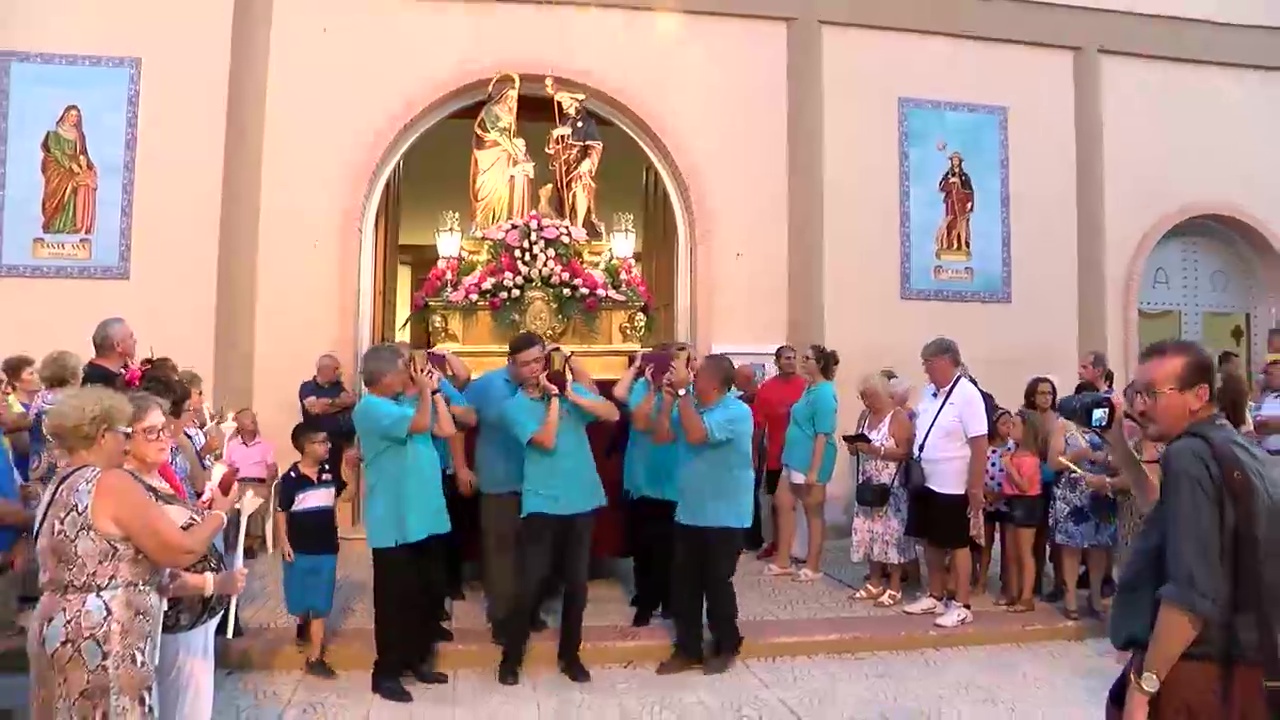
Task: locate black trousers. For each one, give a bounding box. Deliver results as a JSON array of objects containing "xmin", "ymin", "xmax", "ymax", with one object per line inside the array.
[
  {"xmin": 746, "ymin": 468, "xmax": 780, "ymax": 550},
  {"xmin": 629, "ymin": 496, "xmax": 676, "ymax": 613},
  {"xmin": 480, "ymin": 492, "xmax": 522, "ymax": 627},
  {"xmin": 442, "ymin": 472, "xmax": 479, "ymax": 595},
  {"xmin": 371, "ymin": 534, "xmax": 446, "ymax": 680},
  {"xmin": 501, "ymin": 511, "xmax": 595, "ymax": 663},
  {"xmin": 671, "ymin": 523, "xmax": 743, "ymax": 660}
]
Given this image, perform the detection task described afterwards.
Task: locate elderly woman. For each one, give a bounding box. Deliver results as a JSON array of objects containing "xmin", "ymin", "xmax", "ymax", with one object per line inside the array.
[
  {"xmin": 846, "ymin": 373, "xmax": 915, "ymax": 607},
  {"xmin": 122, "ymin": 392, "xmax": 246, "ymax": 719},
  {"xmin": 140, "ymin": 374, "xmax": 208, "ymax": 500},
  {"xmin": 28, "ymin": 387, "xmax": 236, "ymax": 719},
  {"xmin": 27, "ymin": 351, "xmax": 84, "ymax": 485}
]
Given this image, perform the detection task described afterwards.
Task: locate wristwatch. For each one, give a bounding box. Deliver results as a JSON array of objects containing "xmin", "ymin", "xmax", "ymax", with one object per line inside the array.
[{"xmin": 1130, "ymin": 667, "xmax": 1160, "ymax": 697}]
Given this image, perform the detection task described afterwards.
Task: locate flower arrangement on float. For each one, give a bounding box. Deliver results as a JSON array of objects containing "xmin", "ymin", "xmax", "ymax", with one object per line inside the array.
[{"xmin": 411, "ymin": 211, "xmax": 651, "ymax": 330}]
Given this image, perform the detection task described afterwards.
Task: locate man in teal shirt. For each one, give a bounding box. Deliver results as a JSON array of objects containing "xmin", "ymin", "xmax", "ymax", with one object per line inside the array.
[
  {"xmin": 652, "ymin": 354, "xmax": 755, "ymax": 677},
  {"xmin": 352, "ymin": 343, "xmax": 457, "ymax": 704},
  {"xmin": 461, "ymin": 332, "xmax": 546, "ymax": 635},
  {"xmin": 495, "ymin": 364, "xmax": 620, "ymax": 687}
]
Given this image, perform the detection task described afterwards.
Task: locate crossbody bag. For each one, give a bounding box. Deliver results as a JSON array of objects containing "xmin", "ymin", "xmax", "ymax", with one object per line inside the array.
[{"xmin": 904, "ymin": 377, "xmax": 962, "ymax": 494}]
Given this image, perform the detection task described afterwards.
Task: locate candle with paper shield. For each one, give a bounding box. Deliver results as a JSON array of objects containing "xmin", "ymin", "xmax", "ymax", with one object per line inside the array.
[{"xmin": 225, "ymin": 490, "xmax": 266, "ymax": 639}]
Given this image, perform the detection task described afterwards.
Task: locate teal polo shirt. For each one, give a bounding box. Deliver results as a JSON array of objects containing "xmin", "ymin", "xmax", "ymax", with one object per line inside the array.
[
  {"xmin": 463, "ymin": 369, "xmax": 524, "ymax": 494},
  {"xmin": 432, "ymin": 378, "xmax": 468, "ymax": 474},
  {"xmin": 352, "ymin": 394, "xmax": 451, "ymax": 548},
  {"xmin": 624, "ymin": 379, "xmax": 678, "ymax": 502},
  {"xmin": 672, "ymin": 394, "xmax": 755, "ymax": 529},
  {"xmin": 780, "ymin": 380, "xmax": 839, "ymax": 484},
  {"xmin": 500, "ymin": 382, "xmax": 606, "ymax": 517}
]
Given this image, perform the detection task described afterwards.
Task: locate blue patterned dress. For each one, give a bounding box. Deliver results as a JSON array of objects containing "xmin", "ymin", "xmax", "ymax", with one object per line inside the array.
[{"xmin": 1049, "ymin": 424, "xmax": 1117, "ymax": 548}]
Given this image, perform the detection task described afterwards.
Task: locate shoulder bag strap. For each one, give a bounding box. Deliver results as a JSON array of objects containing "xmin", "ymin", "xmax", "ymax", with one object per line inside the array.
[
  {"xmin": 1184, "ymin": 427, "xmax": 1279, "ymax": 709},
  {"xmin": 915, "ymin": 377, "xmax": 963, "ymax": 459},
  {"xmin": 32, "ymin": 464, "xmax": 93, "ymax": 541}
]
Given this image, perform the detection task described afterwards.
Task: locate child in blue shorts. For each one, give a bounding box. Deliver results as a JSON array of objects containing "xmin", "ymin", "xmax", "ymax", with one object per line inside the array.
[{"xmin": 276, "ymin": 422, "xmax": 346, "ymax": 678}]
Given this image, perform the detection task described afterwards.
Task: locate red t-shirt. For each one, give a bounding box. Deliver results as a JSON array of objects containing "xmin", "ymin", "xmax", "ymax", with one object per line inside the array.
[{"xmin": 752, "ymin": 374, "xmax": 807, "ymax": 471}]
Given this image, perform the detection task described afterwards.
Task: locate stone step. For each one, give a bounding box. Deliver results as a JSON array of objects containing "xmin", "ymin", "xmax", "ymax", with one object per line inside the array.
[{"xmin": 216, "ymin": 606, "xmax": 1104, "ymax": 672}]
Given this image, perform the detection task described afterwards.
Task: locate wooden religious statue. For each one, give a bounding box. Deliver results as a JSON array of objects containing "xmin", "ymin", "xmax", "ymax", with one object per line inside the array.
[
  {"xmin": 470, "ymin": 72, "xmax": 536, "ymax": 231},
  {"xmin": 543, "ymin": 77, "xmax": 604, "ymax": 237},
  {"xmin": 934, "ymin": 151, "xmax": 975, "ymax": 262}
]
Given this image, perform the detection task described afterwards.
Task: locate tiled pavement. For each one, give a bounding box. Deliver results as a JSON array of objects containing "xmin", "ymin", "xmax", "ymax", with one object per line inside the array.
[{"xmin": 0, "ymin": 639, "xmax": 1122, "ymax": 718}]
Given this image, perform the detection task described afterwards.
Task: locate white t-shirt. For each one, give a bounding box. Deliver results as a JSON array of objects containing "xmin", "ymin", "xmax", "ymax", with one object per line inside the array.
[
  {"xmin": 1257, "ymin": 391, "xmax": 1280, "ymax": 452},
  {"xmin": 913, "ymin": 376, "xmax": 988, "ymax": 495}
]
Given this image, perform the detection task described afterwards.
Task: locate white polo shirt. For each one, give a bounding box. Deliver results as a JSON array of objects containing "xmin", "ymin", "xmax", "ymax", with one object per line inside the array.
[{"xmin": 913, "ymin": 375, "xmax": 988, "ymax": 495}]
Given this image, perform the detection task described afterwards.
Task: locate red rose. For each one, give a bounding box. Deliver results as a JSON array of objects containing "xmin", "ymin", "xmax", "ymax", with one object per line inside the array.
[{"xmin": 583, "ymin": 297, "xmax": 600, "ymax": 312}]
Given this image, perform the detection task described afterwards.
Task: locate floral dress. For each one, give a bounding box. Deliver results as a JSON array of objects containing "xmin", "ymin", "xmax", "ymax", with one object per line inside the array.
[
  {"xmin": 1049, "ymin": 424, "xmax": 1118, "ymax": 549},
  {"xmin": 28, "ymin": 465, "xmax": 165, "ymax": 719},
  {"xmin": 849, "ymin": 410, "xmax": 916, "ymax": 565}
]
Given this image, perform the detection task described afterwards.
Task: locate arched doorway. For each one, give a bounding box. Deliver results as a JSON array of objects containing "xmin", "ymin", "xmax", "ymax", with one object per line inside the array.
[
  {"xmin": 1136, "ymin": 216, "xmax": 1277, "ymax": 370},
  {"xmin": 355, "ymin": 75, "xmax": 696, "ymax": 359}
]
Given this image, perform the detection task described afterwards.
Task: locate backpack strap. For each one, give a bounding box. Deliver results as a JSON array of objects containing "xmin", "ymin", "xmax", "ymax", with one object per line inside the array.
[{"xmin": 1183, "ymin": 426, "xmax": 1279, "ymax": 712}]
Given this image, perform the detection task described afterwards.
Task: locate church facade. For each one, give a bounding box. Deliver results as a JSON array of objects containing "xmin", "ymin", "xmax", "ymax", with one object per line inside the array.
[{"xmin": 3, "ymin": 0, "xmax": 1280, "ymax": 453}]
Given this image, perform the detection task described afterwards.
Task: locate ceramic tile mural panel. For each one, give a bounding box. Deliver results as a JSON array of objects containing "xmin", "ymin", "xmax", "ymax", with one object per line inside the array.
[
  {"xmin": 0, "ymin": 52, "xmax": 141, "ymax": 278},
  {"xmin": 898, "ymin": 98, "xmax": 1011, "ymax": 302}
]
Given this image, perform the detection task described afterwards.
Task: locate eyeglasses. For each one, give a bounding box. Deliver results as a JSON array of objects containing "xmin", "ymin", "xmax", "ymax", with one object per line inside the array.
[
  {"xmin": 308, "ymin": 439, "xmax": 332, "ymax": 447},
  {"xmin": 113, "ymin": 426, "xmax": 134, "ymax": 438},
  {"xmin": 1135, "ymin": 384, "xmax": 1204, "ymax": 400},
  {"xmin": 134, "ymin": 425, "xmax": 170, "ymax": 442}
]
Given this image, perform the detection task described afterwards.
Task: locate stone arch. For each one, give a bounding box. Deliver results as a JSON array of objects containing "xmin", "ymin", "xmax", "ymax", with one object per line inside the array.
[
  {"xmin": 353, "ymin": 73, "xmax": 698, "ymax": 356},
  {"xmin": 1123, "ymin": 203, "xmax": 1280, "ymax": 371}
]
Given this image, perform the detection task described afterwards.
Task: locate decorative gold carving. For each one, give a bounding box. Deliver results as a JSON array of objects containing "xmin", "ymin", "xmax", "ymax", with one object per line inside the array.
[
  {"xmin": 518, "ymin": 288, "xmax": 567, "ymax": 340},
  {"xmin": 619, "ymin": 309, "xmax": 649, "ymax": 344}
]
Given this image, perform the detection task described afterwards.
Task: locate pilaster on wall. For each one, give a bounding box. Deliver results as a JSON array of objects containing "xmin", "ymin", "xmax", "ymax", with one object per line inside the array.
[
  {"xmin": 1073, "ymin": 47, "xmax": 1108, "ymax": 359},
  {"xmin": 212, "ymin": 0, "xmax": 274, "ymax": 410},
  {"xmin": 786, "ymin": 9, "xmax": 826, "ymax": 345}
]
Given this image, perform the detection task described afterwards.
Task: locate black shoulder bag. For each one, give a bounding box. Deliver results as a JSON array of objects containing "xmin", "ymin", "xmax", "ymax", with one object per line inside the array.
[
  {"xmin": 1184, "ymin": 426, "xmax": 1279, "ymax": 716},
  {"xmin": 855, "ymin": 411, "xmax": 900, "ymax": 509},
  {"xmin": 903, "ymin": 378, "xmax": 962, "ymax": 494}
]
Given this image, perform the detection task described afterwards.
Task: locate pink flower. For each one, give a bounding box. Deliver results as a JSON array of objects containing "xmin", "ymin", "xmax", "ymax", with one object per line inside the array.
[
  {"xmin": 583, "ymin": 297, "xmax": 600, "ymax": 312},
  {"xmin": 540, "ymin": 226, "xmax": 559, "ymax": 240},
  {"xmin": 504, "ymin": 230, "xmax": 521, "ymax": 247},
  {"xmin": 483, "ymin": 228, "xmax": 503, "ymax": 240},
  {"xmin": 446, "ymin": 288, "xmax": 467, "ymax": 303},
  {"xmin": 488, "ymin": 297, "xmax": 503, "ymax": 310},
  {"xmin": 569, "ymin": 226, "xmax": 588, "ymax": 241},
  {"xmin": 123, "ymin": 365, "xmax": 142, "ymax": 389}
]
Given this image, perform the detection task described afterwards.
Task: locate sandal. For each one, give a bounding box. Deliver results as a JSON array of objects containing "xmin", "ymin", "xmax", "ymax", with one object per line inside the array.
[
  {"xmin": 764, "ymin": 563, "xmax": 795, "ymax": 577},
  {"xmin": 1063, "ymin": 607, "xmax": 1080, "ymax": 621},
  {"xmin": 1007, "ymin": 600, "xmax": 1036, "ymax": 613},
  {"xmin": 874, "ymin": 589, "xmax": 903, "ymax": 607},
  {"xmin": 993, "ymin": 595, "xmax": 1014, "ymax": 607},
  {"xmin": 794, "ymin": 568, "xmax": 825, "ymax": 582},
  {"xmin": 851, "ymin": 584, "xmax": 885, "ymax": 601}
]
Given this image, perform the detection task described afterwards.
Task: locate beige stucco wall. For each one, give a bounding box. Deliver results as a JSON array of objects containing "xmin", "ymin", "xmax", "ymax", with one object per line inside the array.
[
  {"xmin": 1024, "ymin": 0, "xmax": 1280, "ymax": 27},
  {"xmin": 247, "ymin": 0, "xmax": 788, "ymax": 447},
  {"xmin": 0, "ymin": 1, "xmax": 234, "ymax": 379},
  {"xmin": 1098, "ymin": 55, "xmax": 1280, "ymax": 375},
  {"xmin": 821, "ymin": 27, "xmax": 1081, "ymax": 417}
]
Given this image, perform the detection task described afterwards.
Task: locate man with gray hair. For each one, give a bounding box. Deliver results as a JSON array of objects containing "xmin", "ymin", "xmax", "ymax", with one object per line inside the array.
[
  {"xmin": 1076, "ymin": 350, "xmax": 1109, "ymax": 394},
  {"xmin": 81, "ymin": 317, "xmax": 137, "ymax": 389},
  {"xmin": 902, "ymin": 337, "xmax": 989, "ymax": 628}
]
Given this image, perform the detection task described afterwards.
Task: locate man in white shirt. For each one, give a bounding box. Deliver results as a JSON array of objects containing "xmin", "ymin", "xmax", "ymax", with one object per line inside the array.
[{"xmin": 902, "ymin": 338, "xmax": 989, "ymax": 628}]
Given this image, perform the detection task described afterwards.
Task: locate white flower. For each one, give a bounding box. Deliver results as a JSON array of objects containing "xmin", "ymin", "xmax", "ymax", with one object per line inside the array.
[
  {"xmin": 572, "ymin": 278, "xmax": 583, "ymax": 287},
  {"xmin": 578, "ymin": 287, "xmax": 590, "ymax": 296},
  {"xmin": 595, "ymin": 288, "xmax": 606, "ymax": 297},
  {"xmin": 529, "ymin": 219, "xmax": 539, "ymax": 230},
  {"xmin": 467, "ymin": 293, "xmax": 479, "ymax": 302},
  {"xmin": 498, "ymin": 291, "xmax": 509, "ymax": 299},
  {"xmin": 562, "ymin": 288, "xmax": 572, "ymax": 296},
  {"xmin": 541, "ymin": 267, "xmax": 552, "ymax": 278},
  {"xmin": 481, "ymin": 279, "xmax": 494, "ymax": 290},
  {"xmin": 513, "ymin": 249, "xmax": 523, "ymax": 260},
  {"xmin": 536, "ymin": 252, "xmax": 545, "ymax": 263},
  {"xmin": 560, "ymin": 271, "xmax": 571, "ymax": 282},
  {"xmin": 503, "ymin": 279, "xmax": 513, "ymax": 288},
  {"xmin": 514, "ymin": 276, "xmax": 525, "ymax": 285},
  {"xmin": 522, "ymin": 238, "xmax": 531, "ymax": 249},
  {"xmin": 502, "ymin": 271, "xmax": 514, "ymax": 281},
  {"xmin": 511, "ymin": 288, "xmax": 521, "ymax": 298}
]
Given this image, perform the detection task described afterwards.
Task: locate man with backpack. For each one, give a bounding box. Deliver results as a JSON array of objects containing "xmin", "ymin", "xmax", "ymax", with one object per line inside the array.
[{"xmin": 1107, "ymin": 339, "xmax": 1277, "ymax": 719}]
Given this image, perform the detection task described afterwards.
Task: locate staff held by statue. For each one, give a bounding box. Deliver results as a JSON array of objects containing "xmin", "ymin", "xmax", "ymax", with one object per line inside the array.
[{"xmin": 544, "ymin": 76, "xmax": 571, "ymax": 217}]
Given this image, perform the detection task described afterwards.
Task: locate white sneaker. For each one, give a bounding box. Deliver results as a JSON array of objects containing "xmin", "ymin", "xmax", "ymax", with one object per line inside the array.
[
  {"xmin": 934, "ymin": 604, "xmax": 974, "ymax": 628},
  {"xmin": 902, "ymin": 595, "xmax": 941, "ymax": 615}
]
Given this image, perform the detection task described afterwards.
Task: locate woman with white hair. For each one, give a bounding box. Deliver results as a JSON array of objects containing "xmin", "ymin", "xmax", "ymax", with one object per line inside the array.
[{"xmin": 846, "ymin": 373, "xmax": 915, "ymax": 606}]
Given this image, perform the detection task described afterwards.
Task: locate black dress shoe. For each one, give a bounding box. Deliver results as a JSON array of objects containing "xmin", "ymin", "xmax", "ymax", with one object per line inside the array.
[
  {"xmin": 655, "ymin": 653, "xmax": 701, "ymax": 675},
  {"xmin": 497, "ymin": 660, "xmax": 520, "ymax": 686},
  {"xmin": 406, "ymin": 663, "xmax": 449, "ymax": 685},
  {"xmin": 372, "ymin": 677, "xmax": 413, "ymax": 703},
  {"xmin": 558, "ymin": 657, "xmax": 591, "ymax": 683},
  {"xmin": 631, "ymin": 608, "xmax": 654, "ymax": 628},
  {"xmin": 449, "ymin": 589, "xmax": 466, "ymax": 602},
  {"xmin": 430, "ymin": 624, "xmax": 455, "ymax": 642},
  {"xmin": 530, "ymin": 616, "xmax": 549, "ymax": 634},
  {"xmin": 703, "ymin": 653, "xmax": 736, "ymax": 675},
  {"xmin": 439, "ymin": 606, "xmax": 452, "ymax": 622}
]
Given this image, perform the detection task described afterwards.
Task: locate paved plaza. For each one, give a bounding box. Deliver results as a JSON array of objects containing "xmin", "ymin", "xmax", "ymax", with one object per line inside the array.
[{"xmin": 219, "ymin": 639, "xmax": 1122, "ymax": 718}]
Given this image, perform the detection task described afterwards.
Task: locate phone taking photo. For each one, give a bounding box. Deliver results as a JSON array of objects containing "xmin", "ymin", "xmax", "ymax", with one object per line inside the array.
[
  {"xmin": 426, "ymin": 351, "xmax": 449, "ymax": 372},
  {"xmin": 641, "ymin": 350, "xmax": 673, "ymax": 381},
  {"xmin": 546, "ymin": 349, "xmax": 568, "ymax": 394}
]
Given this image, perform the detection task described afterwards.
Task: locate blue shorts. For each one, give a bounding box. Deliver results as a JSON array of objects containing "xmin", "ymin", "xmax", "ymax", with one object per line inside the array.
[{"xmin": 282, "ymin": 552, "xmax": 337, "ymax": 619}]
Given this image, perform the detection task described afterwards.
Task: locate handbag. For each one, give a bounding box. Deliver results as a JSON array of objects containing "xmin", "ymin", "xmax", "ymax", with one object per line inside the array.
[
  {"xmin": 854, "ymin": 413, "xmax": 898, "ymax": 509},
  {"xmin": 903, "ymin": 377, "xmax": 963, "ymax": 494}
]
